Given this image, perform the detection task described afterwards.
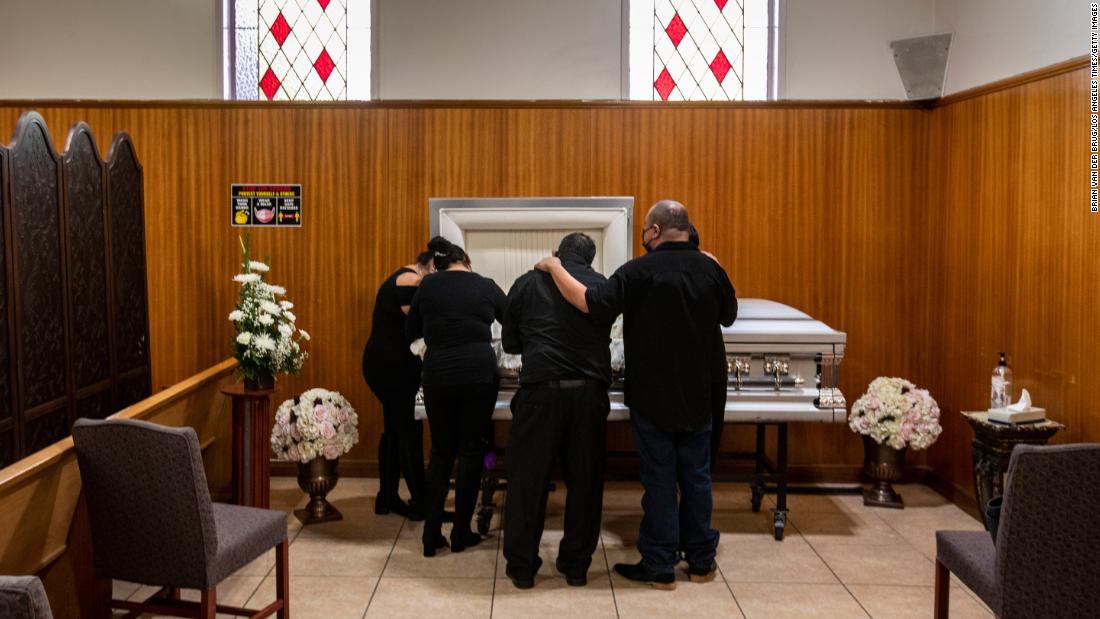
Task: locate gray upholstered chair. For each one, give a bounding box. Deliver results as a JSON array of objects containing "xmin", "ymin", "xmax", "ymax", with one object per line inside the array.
[
  {"xmin": 71, "ymin": 418, "xmax": 289, "ymax": 619},
  {"xmin": 0, "ymin": 576, "xmax": 53, "ymax": 619},
  {"xmin": 934, "ymin": 443, "xmax": 1100, "ymax": 618}
]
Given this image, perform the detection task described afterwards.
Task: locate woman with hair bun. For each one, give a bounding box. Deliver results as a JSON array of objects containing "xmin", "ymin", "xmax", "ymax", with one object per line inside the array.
[
  {"xmin": 406, "ymin": 236, "xmax": 506, "ymax": 557},
  {"xmin": 362, "ymin": 244, "xmax": 435, "ymax": 520}
]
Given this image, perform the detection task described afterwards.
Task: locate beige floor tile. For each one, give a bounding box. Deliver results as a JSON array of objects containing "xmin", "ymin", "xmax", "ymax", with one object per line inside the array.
[
  {"xmin": 495, "ymin": 538, "xmax": 611, "ymax": 579},
  {"xmin": 177, "ymin": 575, "xmax": 264, "ymax": 606},
  {"xmin": 127, "ymin": 585, "xmax": 162, "ymax": 602},
  {"xmin": 269, "ymin": 478, "xmax": 308, "ymax": 510},
  {"xmin": 248, "ymin": 575, "xmax": 377, "ymax": 619},
  {"xmin": 365, "ymin": 577, "xmax": 493, "ymax": 618},
  {"xmin": 127, "ymin": 581, "xmax": 260, "ymax": 619},
  {"xmin": 600, "ymin": 510, "xmax": 644, "ymax": 546},
  {"xmin": 793, "ymin": 511, "xmax": 903, "ymax": 546},
  {"xmin": 885, "ymin": 515, "xmax": 986, "ymax": 560},
  {"xmin": 849, "ymin": 584, "xmax": 993, "ymax": 618},
  {"xmin": 765, "ymin": 491, "xmax": 867, "ymax": 515},
  {"xmin": 730, "ymin": 582, "xmax": 868, "ymax": 619},
  {"xmin": 812, "ymin": 543, "xmax": 935, "ymax": 586},
  {"xmin": 612, "ymin": 570, "xmax": 743, "ymax": 618},
  {"xmin": 871, "ymin": 500, "xmax": 982, "ymax": 527},
  {"xmin": 288, "ymin": 535, "xmax": 394, "ymax": 576},
  {"xmin": 111, "ymin": 580, "xmax": 141, "ymax": 600},
  {"xmin": 383, "ymin": 528, "xmax": 499, "ymax": 578},
  {"xmin": 234, "ymin": 548, "xmax": 278, "ymax": 577},
  {"xmin": 492, "ymin": 576, "xmax": 617, "ymax": 618},
  {"xmin": 718, "ymin": 537, "xmax": 838, "ymax": 584},
  {"xmin": 293, "ymin": 505, "xmax": 405, "ymax": 540},
  {"xmin": 712, "ymin": 511, "xmax": 802, "ymax": 542}
]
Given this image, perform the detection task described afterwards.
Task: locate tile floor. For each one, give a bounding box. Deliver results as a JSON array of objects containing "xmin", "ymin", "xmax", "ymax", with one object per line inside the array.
[{"xmin": 114, "ymin": 477, "xmax": 994, "ymax": 619}]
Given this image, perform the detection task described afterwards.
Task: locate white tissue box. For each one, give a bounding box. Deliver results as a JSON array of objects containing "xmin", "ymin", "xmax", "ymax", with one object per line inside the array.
[{"xmin": 988, "ymin": 407, "xmax": 1047, "ymax": 424}]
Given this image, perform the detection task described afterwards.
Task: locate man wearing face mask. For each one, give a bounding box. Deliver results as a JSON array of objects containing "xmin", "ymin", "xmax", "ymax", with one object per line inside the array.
[{"xmin": 535, "ymin": 200, "xmax": 737, "ymax": 590}]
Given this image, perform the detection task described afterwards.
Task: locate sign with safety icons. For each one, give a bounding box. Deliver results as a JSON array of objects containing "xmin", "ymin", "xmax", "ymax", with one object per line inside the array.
[{"xmin": 231, "ymin": 184, "xmax": 302, "ymax": 227}]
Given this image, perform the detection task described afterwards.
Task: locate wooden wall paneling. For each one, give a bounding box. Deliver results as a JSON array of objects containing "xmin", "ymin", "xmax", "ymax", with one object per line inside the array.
[
  {"xmin": 924, "ymin": 67, "xmax": 1094, "ymax": 498},
  {"xmin": 8, "ymin": 112, "xmax": 72, "ymax": 456},
  {"xmin": 106, "ymin": 133, "xmax": 152, "ymax": 409},
  {"xmin": 0, "ymin": 103, "xmax": 932, "ymax": 474},
  {"xmin": 17, "ymin": 92, "xmax": 1093, "ymax": 482},
  {"xmin": 62, "ymin": 123, "xmax": 114, "ymax": 421},
  {"xmin": 0, "ymin": 140, "xmax": 12, "ymax": 468}
]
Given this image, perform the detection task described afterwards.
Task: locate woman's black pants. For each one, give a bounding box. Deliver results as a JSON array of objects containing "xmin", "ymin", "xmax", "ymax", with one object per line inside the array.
[
  {"xmin": 370, "ymin": 381, "xmax": 426, "ymax": 507},
  {"xmin": 422, "ymin": 382, "xmax": 497, "ymax": 538}
]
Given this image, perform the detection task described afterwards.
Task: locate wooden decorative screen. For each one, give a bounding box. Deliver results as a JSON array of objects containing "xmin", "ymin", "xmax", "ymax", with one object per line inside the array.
[{"xmin": 0, "ymin": 112, "xmax": 151, "ymax": 467}]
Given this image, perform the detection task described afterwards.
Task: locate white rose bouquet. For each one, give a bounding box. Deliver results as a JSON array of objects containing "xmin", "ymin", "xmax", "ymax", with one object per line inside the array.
[
  {"xmin": 848, "ymin": 377, "xmax": 942, "ymax": 450},
  {"xmin": 229, "ymin": 235, "xmax": 309, "ymax": 385},
  {"xmin": 271, "ymin": 388, "xmax": 359, "ymax": 462}
]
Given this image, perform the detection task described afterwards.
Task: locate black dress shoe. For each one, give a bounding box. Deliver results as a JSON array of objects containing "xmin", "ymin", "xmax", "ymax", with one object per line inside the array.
[
  {"xmin": 406, "ymin": 502, "xmax": 425, "ymax": 522},
  {"xmin": 422, "ymin": 532, "xmax": 449, "ymax": 558},
  {"xmin": 505, "ymin": 567, "xmax": 535, "ymax": 589},
  {"xmin": 613, "ymin": 562, "xmax": 676, "ymax": 590},
  {"xmin": 555, "ymin": 560, "xmax": 587, "ymax": 587},
  {"xmin": 686, "ymin": 560, "xmax": 717, "ymax": 583},
  {"xmin": 450, "ymin": 530, "xmax": 483, "ymax": 553},
  {"xmin": 375, "ymin": 495, "xmax": 410, "ymax": 517}
]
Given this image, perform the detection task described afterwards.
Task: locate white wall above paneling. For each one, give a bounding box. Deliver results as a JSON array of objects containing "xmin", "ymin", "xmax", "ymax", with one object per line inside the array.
[
  {"xmin": 0, "ymin": 0, "xmax": 1086, "ymax": 101},
  {"xmin": 933, "ymin": 0, "xmax": 1087, "ymax": 95},
  {"xmin": 0, "ymin": 0, "xmax": 221, "ymax": 100}
]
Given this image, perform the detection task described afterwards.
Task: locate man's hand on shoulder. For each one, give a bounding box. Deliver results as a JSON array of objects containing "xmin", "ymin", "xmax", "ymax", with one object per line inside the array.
[{"xmin": 534, "ymin": 256, "xmax": 562, "ymax": 272}]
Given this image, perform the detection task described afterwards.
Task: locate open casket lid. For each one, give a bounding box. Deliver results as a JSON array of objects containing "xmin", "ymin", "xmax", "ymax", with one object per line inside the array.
[{"xmin": 722, "ymin": 299, "xmax": 846, "ymax": 346}]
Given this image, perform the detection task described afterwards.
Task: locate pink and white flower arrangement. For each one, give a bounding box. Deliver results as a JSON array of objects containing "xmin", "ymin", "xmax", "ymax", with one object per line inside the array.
[
  {"xmin": 271, "ymin": 388, "xmax": 359, "ymax": 463},
  {"xmin": 848, "ymin": 377, "xmax": 942, "ymax": 450}
]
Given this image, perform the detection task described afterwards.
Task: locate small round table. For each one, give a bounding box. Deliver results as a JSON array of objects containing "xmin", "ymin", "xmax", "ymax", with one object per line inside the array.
[{"xmin": 962, "ymin": 411, "xmax": 1064, "ymax": 530}]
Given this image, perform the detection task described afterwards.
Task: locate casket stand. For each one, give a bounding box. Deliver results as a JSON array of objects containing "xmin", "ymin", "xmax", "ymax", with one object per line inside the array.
[{"xmin": 414, "ymin": 298, "xmax": 849, "ymax": 540}]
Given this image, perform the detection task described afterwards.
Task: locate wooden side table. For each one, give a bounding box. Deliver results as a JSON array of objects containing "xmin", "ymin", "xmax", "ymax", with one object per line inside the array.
[
  {"xmin": 962, "ymin": 411, "xmax": 1064, "ymax": 530},
  {"xmin": 221, "ymin": 384, "xmax": 274, "ymax": 509}
]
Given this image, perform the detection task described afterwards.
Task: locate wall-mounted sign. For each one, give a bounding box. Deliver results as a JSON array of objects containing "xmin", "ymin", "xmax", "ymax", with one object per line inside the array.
[{"xmin": 231, "ymin": 184, "xmax": 302, "ymax": 227}]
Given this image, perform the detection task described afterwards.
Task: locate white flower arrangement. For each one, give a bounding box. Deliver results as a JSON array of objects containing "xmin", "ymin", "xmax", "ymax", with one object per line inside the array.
[
  {"xmin": 271, "ymin": 388, "xmax": 359, "ymax": 463},
  {"xmin": 848, "ymin": 377, "xmax": 942, "ymax": 450},
  {"xmin": 230, "ymin": 236, "xmax": 308, "ymax": 383}
]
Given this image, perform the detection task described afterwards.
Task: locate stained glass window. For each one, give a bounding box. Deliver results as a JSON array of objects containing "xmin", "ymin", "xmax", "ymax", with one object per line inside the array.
[
  {"xmin": 630, "ymin": 0, "xmax": 775, "ymax": 101},
  {"xmin": 226, "ymin": 0, "xmax": 370, "ymax": 101}
]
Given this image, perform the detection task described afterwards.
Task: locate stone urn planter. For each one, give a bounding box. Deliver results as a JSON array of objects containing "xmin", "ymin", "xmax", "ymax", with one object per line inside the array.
[
  {"xmin": 862, "ymin": 435, "xmax": 906, "ymax": 508},
  {"xmin": 294, "ymin": 456, "xmax": 343, "ymax": 524}
]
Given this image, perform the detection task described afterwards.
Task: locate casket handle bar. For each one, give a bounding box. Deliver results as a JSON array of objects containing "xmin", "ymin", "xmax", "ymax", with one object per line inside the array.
[{"xmin": 763, "ymin": 356, "xmax": 791, "ymax": 391}]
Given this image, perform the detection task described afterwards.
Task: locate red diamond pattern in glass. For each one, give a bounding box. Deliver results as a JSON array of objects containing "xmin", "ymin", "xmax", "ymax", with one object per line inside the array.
[
  {"xmin": 270, "ymin": 12, "xmax": 291, "ymax": 47},
  {"xmin": 654, "ymin": 67, "xmax": 676, "ymax": 101},
  {"xmin": 260, "ymin": 67, "xmax": 281, "ymax": 100},
  {"xmin": 665, "ymin": 13, "xmax": 688, "ymax": 48},
  {"xmin": 317, "ymin": 0, "xmax": 331, "ymax": 9},
  {"xmin": 715, "ymin": 0, "xmax": 729, "ymax": 10},
  {"xmin": 710, "ymin": 49, "xmax": 731, "ymax": 83},
  {"xmin": 314, "ymin": 48, "xmax": 336, "ymax": 83}
]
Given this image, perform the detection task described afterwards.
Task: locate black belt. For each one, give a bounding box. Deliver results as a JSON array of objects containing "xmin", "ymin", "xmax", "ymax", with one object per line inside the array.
[{"xmin": 524, "ymin": 378, "xmax": 603, "ymax": 390}]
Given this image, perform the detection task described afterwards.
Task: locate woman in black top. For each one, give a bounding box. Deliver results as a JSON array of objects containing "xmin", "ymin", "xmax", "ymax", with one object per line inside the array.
[
  {"xmin": 688, "ymin": 226, "xmax": 730, "ymax": 474},
  {"xmin": 362, "ymin": 245, "xmax": 435, "ymax": 519},
  {"xmin": 406, "ymin": 238, "xmax": 506, "ymax": 557}
]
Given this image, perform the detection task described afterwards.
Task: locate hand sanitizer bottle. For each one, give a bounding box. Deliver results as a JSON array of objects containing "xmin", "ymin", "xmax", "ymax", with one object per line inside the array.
[{"xmin": 990, "ymin": 353, "xmax": 1013, "ymax": 409}]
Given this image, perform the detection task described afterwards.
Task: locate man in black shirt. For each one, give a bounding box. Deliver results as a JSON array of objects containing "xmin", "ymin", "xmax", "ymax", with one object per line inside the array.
[
  {"xmin": 536, "ymin": 201, "xmax": 737, "ymax": 591},
  {"xmin": 501, "ymin": 233, "xmax": 614, "ymax": 589}
]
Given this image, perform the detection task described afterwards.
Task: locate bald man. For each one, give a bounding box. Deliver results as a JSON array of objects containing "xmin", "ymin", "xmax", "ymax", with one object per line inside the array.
[{"xmin": 536, "ymin": 200, "xmax": 737, "ymax": 590}]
